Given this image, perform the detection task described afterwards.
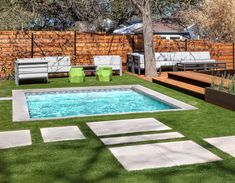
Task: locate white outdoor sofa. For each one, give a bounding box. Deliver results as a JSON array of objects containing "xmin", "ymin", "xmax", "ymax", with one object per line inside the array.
[
  {"xmin": 93, "ymin": 55, "xmax": 122, "ymax": 76},
  {"xmin": 46, "ymin": 56, "xmax": 71, "ymax": 73},
  {"xmin": 15, "ymin": 56, "xmax": 71, "ymax": 85},
  {"xmin": 127, "ymin": 51, "xmax": 221, "ymax": 75}
]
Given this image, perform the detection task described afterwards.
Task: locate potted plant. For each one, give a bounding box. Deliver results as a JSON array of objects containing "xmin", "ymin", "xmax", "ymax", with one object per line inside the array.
[{"xmin": 205, "ymin": 75, "xmax": 235, "ymax": 111}]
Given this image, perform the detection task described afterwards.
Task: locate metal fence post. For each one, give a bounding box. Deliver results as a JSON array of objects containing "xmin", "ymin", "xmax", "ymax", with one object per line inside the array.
[
  {"xmin": 31, "ymin": 33, "xmax": 34, "ymax": 58},
  {"xmin": 185, "ymin": 39, "xmax": 188, "ymax": 51},
  {"xmin": 132, "ymin": 35, "xmax": 135, "ymax": 52},
  {"xmin": 233, "ymin": 42, "xmax": 235, "ymax": 70},
  {"xmin": 74, "ymin": 31, "xmax": 77, "ymax": 64}
]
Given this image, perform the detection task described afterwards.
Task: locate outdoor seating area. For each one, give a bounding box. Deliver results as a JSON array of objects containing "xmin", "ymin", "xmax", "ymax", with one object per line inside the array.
[
  {"xmin": 15, "ymin": 55, "xmax": 121, "ymax": 85},
  {"xmin": 127, "ymin": 51, "xmax": 226, "ymax": 75}
]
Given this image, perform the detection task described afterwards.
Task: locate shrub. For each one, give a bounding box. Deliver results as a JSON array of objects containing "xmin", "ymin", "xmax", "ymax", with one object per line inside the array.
[{"xmin": 218, "ymin": 74, "xmax": 225, "ymax": 91}]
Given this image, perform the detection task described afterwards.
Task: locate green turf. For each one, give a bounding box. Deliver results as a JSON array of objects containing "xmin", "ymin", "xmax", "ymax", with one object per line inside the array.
[{"xmin": 0, "ymin": 74, "xmax": 235, "ymax": 183}]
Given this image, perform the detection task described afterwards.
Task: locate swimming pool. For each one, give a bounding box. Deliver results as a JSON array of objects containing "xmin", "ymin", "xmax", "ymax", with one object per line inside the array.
[
  {"xmin": 13, "ymin": 85, "xmax": 196, "ymax": 121},
  {"xmin": 26, "ymin": 89, "xmax": 176, "ymax": 119}
]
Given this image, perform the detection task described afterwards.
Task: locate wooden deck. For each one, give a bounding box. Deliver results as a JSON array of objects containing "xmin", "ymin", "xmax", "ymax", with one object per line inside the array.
[
  {"xmin": 126, "ymin": 71, "xmax": 153, "ymax": 82},
  {"xmin": 153, "ymin": 73, "xmax": 205, "ymax": 99},
  {"xmin": 152, "ymin": 71, "xmax": 230, "ymax": 99},
  {"xmin": 169, "ymin": 71, "xmax": 212, "ymax": 84},
  {"xmin": 168, "ymin": 71, "xmax": 230, "ymax": 87},
  {"xmin": 126, "ymin": 71, "xmax": 230, "ymax": 99}
]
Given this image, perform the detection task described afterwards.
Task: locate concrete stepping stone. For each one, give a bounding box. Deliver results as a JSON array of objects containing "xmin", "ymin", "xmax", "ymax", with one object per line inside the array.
[
  {"xmin": 0, "ymin": 97, "xmax": 12, "ymax": 101},
  {"xmin": 109, "ymin": 140, "xmax": 221, "ymax": 171},
  {"xmin": 87, "ymin": 118, "xmax": 171, "ymax": 136},
  {"xmin": 40, "ymin": 126, "xmax": 85, "ymax": 143},
  {"xmin": 101, "ymin": 132, "xmax": 184, "ymax": 145},
  {"xmin": 0, "ymin": 130, "xmax": 32, "ymax": 149},
  {"xmin": 204, "ymin": 136, "xmax": 235, "ymax": 157}
]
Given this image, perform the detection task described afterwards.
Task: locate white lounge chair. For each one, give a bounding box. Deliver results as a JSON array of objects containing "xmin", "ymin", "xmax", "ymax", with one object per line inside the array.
[{"xmin": 15, "ymin": 58, "xmax": 48, "ymax": 85}]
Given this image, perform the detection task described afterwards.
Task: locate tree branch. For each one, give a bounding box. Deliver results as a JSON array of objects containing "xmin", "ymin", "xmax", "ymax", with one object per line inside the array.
[{"xmin": 129, "ymin": 0, "xmax": 143, "ymax": 13}]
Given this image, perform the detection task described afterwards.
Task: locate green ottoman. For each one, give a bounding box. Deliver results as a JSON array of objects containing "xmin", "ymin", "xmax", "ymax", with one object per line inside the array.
[
  {"xmin": 69, "ymin": 68, "xmax": 85, "ymax": 83},
  {"xmin": 96, "ymin": 67, "xmax": 112, "ymax": 82}
]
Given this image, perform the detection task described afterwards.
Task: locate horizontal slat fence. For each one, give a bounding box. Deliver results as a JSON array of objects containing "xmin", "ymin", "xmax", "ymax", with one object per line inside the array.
[
  {"xmin": 0, "ymin": 31, "xmax": 234, "ymax": 78},
  {"xmin": 153, "ymin": 39, "xmax": 235, "ymax": 70},
  {"xmin": 131, "ymin": 37, "xmax": 235, "ymax": 70},
  {"xmin": 74, "ymin": 33, "xmax": 133, "ymax": 66},
  {"xmin": 0, "ymin": 31, "xmax": 134, "ymax": 78}
]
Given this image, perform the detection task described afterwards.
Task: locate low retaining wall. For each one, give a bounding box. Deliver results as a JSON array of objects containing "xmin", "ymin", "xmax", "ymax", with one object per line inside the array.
[{"xmin": 205, "ymin": 87, "xmax": 235, "ymax": 111}]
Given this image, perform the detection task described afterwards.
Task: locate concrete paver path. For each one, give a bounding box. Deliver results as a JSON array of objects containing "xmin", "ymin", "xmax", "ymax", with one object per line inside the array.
[
  {"xmin": 87, "ymin": 118, "xmax": 171, "ymax": 136},
  {"xmin": 109, "ymin": 140, "xmax": 222, "ymax": 171},
  {"xmin": 40, "ymin": 126, "xmax": 86, "ymax": 143},
  {"xmin": 0, "ymin": 130, "xmax": 32, "ymax": 149}
]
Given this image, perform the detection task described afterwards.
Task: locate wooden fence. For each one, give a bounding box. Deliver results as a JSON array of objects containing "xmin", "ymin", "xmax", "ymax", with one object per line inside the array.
[
  {"xmin": 0, "ymin": 31, "xmax": 133, "ymax": 78},
  {"xmin": 0, "ymin": 31, "xmax": 234, "ymax": 78}
]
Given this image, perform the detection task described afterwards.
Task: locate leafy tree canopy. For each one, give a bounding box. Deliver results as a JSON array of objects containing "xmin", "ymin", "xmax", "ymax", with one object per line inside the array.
[{"xmin": 0, "ymin": 0, "xmax": 201, "ymax": 31}]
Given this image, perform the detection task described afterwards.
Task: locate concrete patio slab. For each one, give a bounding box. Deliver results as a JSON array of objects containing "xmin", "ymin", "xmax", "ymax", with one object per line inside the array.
[
  {"xmin": 156, "ymin": 141, "xmax": 222, "ymax": 166},
  {"xmin": 101, "ymin": 132, "xmax": 184, "ymax": 145},
  {"xmin": 204, "ymin": 136, "xmax": 235, "ymax": 157},
  {"xmin": 87, "ymin": 118, "xmax": 171, "ymax": 136},
  {"xmin": 109, "ymin": 140, "xmax": 221, "ymax": 171},
  {"xmin": 40, "ymin": 126, "xmax": 85, "ymax": 143},
  {"xmin": 0, "ymin": 130, "xmax": 32, "ymax": 149}
]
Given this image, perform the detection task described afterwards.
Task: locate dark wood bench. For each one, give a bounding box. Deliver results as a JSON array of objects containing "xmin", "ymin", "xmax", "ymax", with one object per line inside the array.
[{"xmin": 176, "ymin": 61, "xmax": 227, "ymax": 71}]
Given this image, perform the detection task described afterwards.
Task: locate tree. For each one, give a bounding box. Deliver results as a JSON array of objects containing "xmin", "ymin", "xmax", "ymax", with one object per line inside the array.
[
  {"xmin": 0, "ymin": 0, "xmax": 33, "ymax": 30},
  {"xmin": 128, "ymin": 0, "xmax": 202, "ymax": 77},
  {"xmin": 129, "ymin": 0, "xmax": 157, "ymax": 77},
  {"xmin": 0, "ymin": 0, "xmax": 109, "ymax": 31},
  {"xmin": 180, "ymin": 0, "xmax": 235, "ymax": 42},
  {"xmin": 110, "ymin": 0, "xmax": 138, "ymax": 25}
]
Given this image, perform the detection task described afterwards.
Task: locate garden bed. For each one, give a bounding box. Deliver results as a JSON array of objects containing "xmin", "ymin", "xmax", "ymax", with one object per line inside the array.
[{"xmin": 205, "ymin": 87, "xmax": 235, "ymax": 111}]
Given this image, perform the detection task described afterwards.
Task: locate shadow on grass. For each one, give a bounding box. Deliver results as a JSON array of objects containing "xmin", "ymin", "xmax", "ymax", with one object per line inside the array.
[
  {"xmin": 24, "ymin": 139, "xmax": 121, "ymax": 183},
  {"xmin": 0, "ymin": 154, "xmax": 11, "ymax": 182}
]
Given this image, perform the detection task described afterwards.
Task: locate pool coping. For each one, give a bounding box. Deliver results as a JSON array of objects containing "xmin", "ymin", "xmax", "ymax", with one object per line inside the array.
[{"xmin": 12, "ymin": 85, "xmax": 197, "ymax": 122}]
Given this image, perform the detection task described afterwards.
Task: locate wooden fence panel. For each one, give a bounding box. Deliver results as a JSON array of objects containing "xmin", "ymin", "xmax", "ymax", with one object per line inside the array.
[
  {"xmin": 32, "ymin": 31, "xmax": 74, "ymax": 58},
  {"xmin": 75, "ymin": 33, "xmax": 133, "ymax": 67},
  {"xmin": 0, "ymin": 31, "xmax": 31, "ymax": 78},
  {"xmin": 0, "ymin": 31, "xmax": 234, "ymax": 78}
]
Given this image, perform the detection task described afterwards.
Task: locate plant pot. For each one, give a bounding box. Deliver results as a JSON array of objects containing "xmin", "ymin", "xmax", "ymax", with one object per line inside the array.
[{"xmin": 205, "ymin": 87, "xmax": 235, "ymax": 111}]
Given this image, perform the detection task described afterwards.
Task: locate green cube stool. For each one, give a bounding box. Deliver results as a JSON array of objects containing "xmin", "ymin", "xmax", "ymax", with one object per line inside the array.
[
  {"xmin": 69, "ymin": 67, "xmax": 85, "ymax": 83},
  {"xmin": 96, "ymin": 67, "xmax": 112, "ymax": 82}
]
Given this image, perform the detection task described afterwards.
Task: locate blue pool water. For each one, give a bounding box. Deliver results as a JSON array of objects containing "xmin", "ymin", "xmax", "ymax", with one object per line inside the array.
[{"xmin": 26, "ymin": 89, "xmax": 176, "ymax": 119}]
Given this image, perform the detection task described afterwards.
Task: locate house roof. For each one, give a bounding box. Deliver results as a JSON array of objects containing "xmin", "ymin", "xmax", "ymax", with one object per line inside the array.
[{"xmin": 134, "ymin": 20, "xmax": 188, "ymax": 34}]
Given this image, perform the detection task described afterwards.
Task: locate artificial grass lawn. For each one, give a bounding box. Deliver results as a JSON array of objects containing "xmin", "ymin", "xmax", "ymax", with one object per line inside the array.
[{"xmin": 0, "ymin": 74, "xmax": 235, "ymax": 183}]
